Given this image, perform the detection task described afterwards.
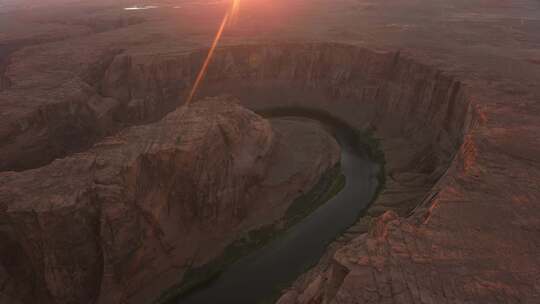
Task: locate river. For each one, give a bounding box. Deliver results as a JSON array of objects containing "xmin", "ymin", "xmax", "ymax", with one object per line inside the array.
[{"xmin": 177, "ymin": 109, "xmax": 380, "ymax": 304}]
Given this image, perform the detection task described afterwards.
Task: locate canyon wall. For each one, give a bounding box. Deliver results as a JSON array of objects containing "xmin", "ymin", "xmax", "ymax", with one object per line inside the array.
[
  {"xmin": 89, "ymin": 42, "xmax": 475, "ymax": 222},
  {"xmin": 1, "ymin": 43, "xmax": 472, "ymax": 174}
]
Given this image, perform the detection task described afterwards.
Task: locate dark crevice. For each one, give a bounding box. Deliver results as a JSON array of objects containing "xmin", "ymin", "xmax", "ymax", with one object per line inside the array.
[{"xmin": 0, "ymin": 44, "xmax": 18, "ymax": 92}]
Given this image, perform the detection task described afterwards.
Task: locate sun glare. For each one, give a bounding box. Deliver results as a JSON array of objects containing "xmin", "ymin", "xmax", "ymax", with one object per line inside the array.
[
  {"xmin": 186, "ymin": 0, "xmax": 241, "ymax": 105},
  {"xmin": 229, "ymin": 0, "xmax": 241, "ymax": 25}
]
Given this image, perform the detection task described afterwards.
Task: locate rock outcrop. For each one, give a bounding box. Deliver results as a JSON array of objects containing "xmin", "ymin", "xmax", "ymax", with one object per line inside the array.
[{"xmin": 0, "ymin": 97, "xmax": 340, "ymax": 304}]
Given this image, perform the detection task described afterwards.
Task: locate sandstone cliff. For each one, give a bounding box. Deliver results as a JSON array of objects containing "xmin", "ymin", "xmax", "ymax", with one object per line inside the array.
[
  {"xmin": 0, "ymin": 43, "xmax": 471, "ymax": 174},
  {"xmin": 0, "ymin": 97, "xmax": 340, "ymax": 304}
]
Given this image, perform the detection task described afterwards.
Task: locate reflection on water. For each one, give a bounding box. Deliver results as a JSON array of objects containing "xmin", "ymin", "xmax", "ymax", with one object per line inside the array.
[
  {"xmin": 123, "ymin": 1, "xmax": 227, "ymax": 11},
  {"xmin": 124, "ymin": 5, "xmax": 159, "ymax": 10}
]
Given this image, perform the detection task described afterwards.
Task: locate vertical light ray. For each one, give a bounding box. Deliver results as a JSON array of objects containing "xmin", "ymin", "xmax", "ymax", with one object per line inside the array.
[
  {"xmin": 229, "ymin": 0, "xmax": 241, "ymax": 25},
  {"xmin": 186, "ymin": 12, "xmax": 230, "ymax": 105},
  {"xmin": 186, "ymin": 0, "xmax": 240, "ymax": 105}
]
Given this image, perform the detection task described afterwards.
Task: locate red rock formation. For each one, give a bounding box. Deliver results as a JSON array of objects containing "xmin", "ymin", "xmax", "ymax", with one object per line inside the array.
[
  {"xmin": 0, "ymin": 43, "xmax": 471, "ymax": 173},
  {"xmin": 0, "ymin": 97, "xmax": 340, "ymax": 304}
]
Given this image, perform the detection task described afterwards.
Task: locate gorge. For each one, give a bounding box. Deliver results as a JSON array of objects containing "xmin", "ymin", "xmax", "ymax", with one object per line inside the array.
[
  {"xmin": 1, "ymin": 42, "xmax": 474, "ymax": 304},
  {"xmin": 3, "ymin": 0, "xmax": 540, "ymax": 302}
]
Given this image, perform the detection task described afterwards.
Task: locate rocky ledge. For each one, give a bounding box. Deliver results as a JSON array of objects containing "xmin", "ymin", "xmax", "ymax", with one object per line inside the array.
[{"xmin": 0, "ymin": 96, "xmax": 340, "ymax": 304}]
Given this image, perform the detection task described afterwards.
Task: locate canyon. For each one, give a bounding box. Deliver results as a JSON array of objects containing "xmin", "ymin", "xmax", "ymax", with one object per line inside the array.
[
  {"xmin": 1, "ymin": 0, "xmax": 540, "ymax": 303},
  {"xmin": 0, "ymin": 96, "xmax": 341, "ymax": 304}
]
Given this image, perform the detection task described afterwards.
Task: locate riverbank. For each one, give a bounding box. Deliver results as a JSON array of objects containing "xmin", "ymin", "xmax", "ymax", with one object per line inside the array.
[
  {"xmin": 171, "ymin": 112, "xmax": 382, "ymax": 304},
  {"xmin": 156, "ymin": 164, "xmax": 345, "ymax": 304}
]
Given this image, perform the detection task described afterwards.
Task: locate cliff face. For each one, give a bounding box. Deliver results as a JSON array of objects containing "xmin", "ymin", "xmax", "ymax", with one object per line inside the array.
[
  {"xmin": 0, "ymin": 97, "xmax": 340, "ymax": 304},
  {"xmin": 0, "ymin": 43, "xmax": 471, "ymax": 173},
  {"xmin": 0, "ymin": 46, "xmax": 13, "ymax": 91},
  {"xmin": 96, "ymin": 43, "xmax": 472, "ymax": 150}
]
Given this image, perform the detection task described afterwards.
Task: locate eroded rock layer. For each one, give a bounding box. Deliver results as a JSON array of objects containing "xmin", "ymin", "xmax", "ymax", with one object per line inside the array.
[
  {"xmin": 0, "ymin": 96, "xmax": 340, "ymax": 304},
  {"xmin": 0, "ymin": 44, "xmax": 471, "ymax": 173}
]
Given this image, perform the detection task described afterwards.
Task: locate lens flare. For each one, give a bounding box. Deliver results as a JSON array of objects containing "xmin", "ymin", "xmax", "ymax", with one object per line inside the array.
[
  {"xmin": 186, "ymin": 0, "xmax": 241, "ymax": 105},
  {"xmin": 186, "ymin": 13, "xmax": 230, "ymax": 105},
  {"xmin": 229, "ymin": 0, "xmax": 241, "ymax": 25}
]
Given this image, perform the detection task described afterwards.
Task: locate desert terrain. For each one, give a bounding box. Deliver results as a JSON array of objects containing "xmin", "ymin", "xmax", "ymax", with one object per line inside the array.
[{"xmin": 1, "ymin": 0, "xmax": 539, "ymax": 303}]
